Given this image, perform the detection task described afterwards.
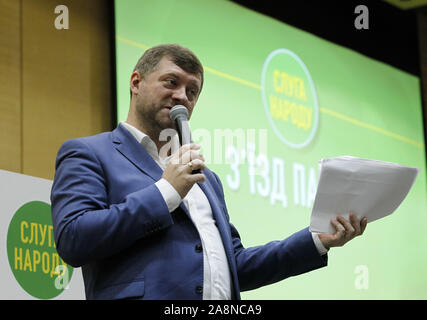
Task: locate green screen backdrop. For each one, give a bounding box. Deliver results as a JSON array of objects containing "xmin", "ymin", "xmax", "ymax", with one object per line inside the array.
[{"xmin": 114, "ymin": 0, "xmax": 427, "ymax": 299}]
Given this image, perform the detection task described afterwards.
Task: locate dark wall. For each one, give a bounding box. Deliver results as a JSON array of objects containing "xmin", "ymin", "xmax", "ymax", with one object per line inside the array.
[
  {"xmin": 231, "ymin": 0, "xmax": 420, "ymax": 76},
  {"xmin": 418, "ymin": 7, "xmax": 427, "ymax": 147}
]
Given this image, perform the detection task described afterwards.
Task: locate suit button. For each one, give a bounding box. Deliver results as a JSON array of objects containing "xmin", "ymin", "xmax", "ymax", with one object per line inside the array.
[
  {"xmin": 195, "ymin": 285, "xmax": 203, "ymax": 295},
  {"xmin": 195, "ymin": 244, "xmax": 202, "ymax": 253}
]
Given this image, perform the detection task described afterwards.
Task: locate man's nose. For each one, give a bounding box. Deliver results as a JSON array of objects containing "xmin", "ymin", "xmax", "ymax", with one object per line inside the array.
[{"xmin": 171, "ymin": 86, "xmax": 189, "ymax": 105}]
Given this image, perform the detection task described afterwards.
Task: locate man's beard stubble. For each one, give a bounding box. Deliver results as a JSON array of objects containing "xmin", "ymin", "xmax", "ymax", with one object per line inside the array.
[{"xmin": 137, "ymin": 102, "xmax": 176, "ymax": 140}]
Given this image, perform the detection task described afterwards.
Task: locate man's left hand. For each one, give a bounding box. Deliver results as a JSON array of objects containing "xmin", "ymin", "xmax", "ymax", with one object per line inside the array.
[{"xmin": 318, "ymin": 212, "xmax": 368, "ymax": 250}]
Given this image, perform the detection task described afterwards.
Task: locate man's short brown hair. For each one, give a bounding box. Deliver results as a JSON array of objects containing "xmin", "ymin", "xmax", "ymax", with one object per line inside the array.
[{"xmin": 131, "ymin": 44, "xmax": 204, "ymax": 98}]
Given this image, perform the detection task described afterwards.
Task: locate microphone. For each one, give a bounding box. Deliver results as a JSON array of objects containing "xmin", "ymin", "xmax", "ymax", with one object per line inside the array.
[{"xmin": 169, "ymin": 105, "xmax": 201, "ymax": 174}]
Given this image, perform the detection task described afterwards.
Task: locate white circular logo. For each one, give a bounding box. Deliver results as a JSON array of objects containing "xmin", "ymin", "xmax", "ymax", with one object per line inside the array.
[{"xmin": 261, "ymin": 49, "xmax": 319, "ymax": 149}]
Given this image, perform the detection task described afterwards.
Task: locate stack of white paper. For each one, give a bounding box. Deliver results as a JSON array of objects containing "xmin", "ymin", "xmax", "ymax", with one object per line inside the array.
[{"xmin": 309, "ymin": 156, "xmax": 419, "ymax": 234}]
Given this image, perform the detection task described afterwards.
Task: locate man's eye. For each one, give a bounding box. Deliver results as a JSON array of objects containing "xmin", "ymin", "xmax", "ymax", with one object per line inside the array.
[
  {"xmin": 165, "ymin": 79, "xmax": 176, "ymax": 86},
  {"xmin": 186, "ymin": 89, "xmax": 196, "ymax": 100}
]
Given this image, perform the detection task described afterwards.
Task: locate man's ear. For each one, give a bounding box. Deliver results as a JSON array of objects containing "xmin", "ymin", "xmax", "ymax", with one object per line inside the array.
[{"xmin": 130, "ymin": 71, "xmax": 143, "ymax": 96}]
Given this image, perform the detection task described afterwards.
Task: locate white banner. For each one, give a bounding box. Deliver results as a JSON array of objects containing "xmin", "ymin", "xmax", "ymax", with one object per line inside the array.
[{"xmin": 0, "ymin": 169, "xmax": 84, "ymax": 299}]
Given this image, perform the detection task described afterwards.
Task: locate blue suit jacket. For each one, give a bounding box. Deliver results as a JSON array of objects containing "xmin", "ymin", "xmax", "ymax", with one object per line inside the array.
[{"xmin": 50, "ymin": 123, "xmax": 327, "ymax": 300}]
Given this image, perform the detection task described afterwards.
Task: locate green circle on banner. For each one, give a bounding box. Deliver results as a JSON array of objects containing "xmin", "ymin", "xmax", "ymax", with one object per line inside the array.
[
  {"xmin": 261, "ymin": 49, "xmax": 319, "ymax": 148},
  {"xmin": 6, "ymin": 201, "xmax": 73, "ymax": 299}
]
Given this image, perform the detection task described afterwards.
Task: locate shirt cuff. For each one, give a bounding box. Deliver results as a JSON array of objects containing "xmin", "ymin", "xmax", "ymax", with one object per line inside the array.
[
  {"xmin": 311, "ymin": 232, "xmax": 329, "ymax": 256},
  {"xmin": 155, "ymin": 178, "xmax": 182, "ymax": 212}
]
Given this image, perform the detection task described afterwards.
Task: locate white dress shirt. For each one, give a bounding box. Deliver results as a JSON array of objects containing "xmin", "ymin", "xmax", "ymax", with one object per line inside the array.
[{"xmin": 121, "ymin": 121, "xmax": 328, "ymax": 299}]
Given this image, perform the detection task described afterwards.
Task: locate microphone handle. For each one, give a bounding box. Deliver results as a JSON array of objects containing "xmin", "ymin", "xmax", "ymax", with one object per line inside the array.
[{"xmin": 175, "ymin": 118, "xmax": 201, "ymax": 174}]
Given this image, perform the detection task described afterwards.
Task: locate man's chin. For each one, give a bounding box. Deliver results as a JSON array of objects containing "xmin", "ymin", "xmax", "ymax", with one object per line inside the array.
[{"xmin": 158, "ymin": 120, "xmax": 177, "ymax": 132}]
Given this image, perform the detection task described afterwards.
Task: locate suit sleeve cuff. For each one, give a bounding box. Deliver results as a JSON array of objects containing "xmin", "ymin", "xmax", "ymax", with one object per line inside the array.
[
  {"xmin": 155, "ymin": 178, "xmax": 182, "ymax": 212},
  {"xmin": 311, "ymin": 232, "xmax": 329, "ymax": 256}
]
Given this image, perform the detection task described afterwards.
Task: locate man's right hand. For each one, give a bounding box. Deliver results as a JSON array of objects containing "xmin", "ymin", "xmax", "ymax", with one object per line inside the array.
[{"xmin": 162, "ymin": 143, "xmax": 206, "ymax": 199}]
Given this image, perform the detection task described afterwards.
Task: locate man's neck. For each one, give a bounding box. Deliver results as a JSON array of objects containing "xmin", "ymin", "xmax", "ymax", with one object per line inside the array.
[{"xmin": 125, "ymin": 119, "xmax": 170, "ymax": 155}]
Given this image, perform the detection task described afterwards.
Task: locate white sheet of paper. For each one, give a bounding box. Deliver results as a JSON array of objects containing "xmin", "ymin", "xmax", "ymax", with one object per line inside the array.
[{"xmin": 309, "ymin": 156, "xmax": 419, "ymax": 234}]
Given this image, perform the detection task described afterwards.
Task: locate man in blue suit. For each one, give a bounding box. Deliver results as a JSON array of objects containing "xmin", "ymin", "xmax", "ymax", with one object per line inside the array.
[{"xmin": 51, "ymin": 44, "xmax": 367, "ymax": 300}]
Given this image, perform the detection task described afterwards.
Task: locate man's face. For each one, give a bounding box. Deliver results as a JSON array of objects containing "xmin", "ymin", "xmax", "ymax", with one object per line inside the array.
[{"xmin": 132, "ymin": 56, "xmax": 202, "ymax": 133}]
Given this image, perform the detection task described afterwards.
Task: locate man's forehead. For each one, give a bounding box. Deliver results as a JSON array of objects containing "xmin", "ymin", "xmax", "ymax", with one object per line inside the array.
[{"xmin": 156, "ymin": 57, "xmax": 201, "ymax": 82}]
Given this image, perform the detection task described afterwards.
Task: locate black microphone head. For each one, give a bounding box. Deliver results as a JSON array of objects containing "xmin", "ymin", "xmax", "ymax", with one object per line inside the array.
[{"xmin": 169, "ymin": 105, "xmax": 189, "ymax": 122}]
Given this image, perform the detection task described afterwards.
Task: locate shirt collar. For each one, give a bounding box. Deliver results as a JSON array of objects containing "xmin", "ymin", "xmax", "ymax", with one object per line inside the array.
[{"xmin": 120, "ymin": 121, "xmax": 180, "ymax": 164}]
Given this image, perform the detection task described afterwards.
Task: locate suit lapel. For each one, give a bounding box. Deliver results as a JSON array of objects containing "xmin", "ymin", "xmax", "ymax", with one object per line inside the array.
[
  {"xmin": 112, "ymin": 124, "xmax": 192, "ymax": 216},
  {"xmin": 111, "ymin": 124, "xmax": 163, "ymax": 182}
]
